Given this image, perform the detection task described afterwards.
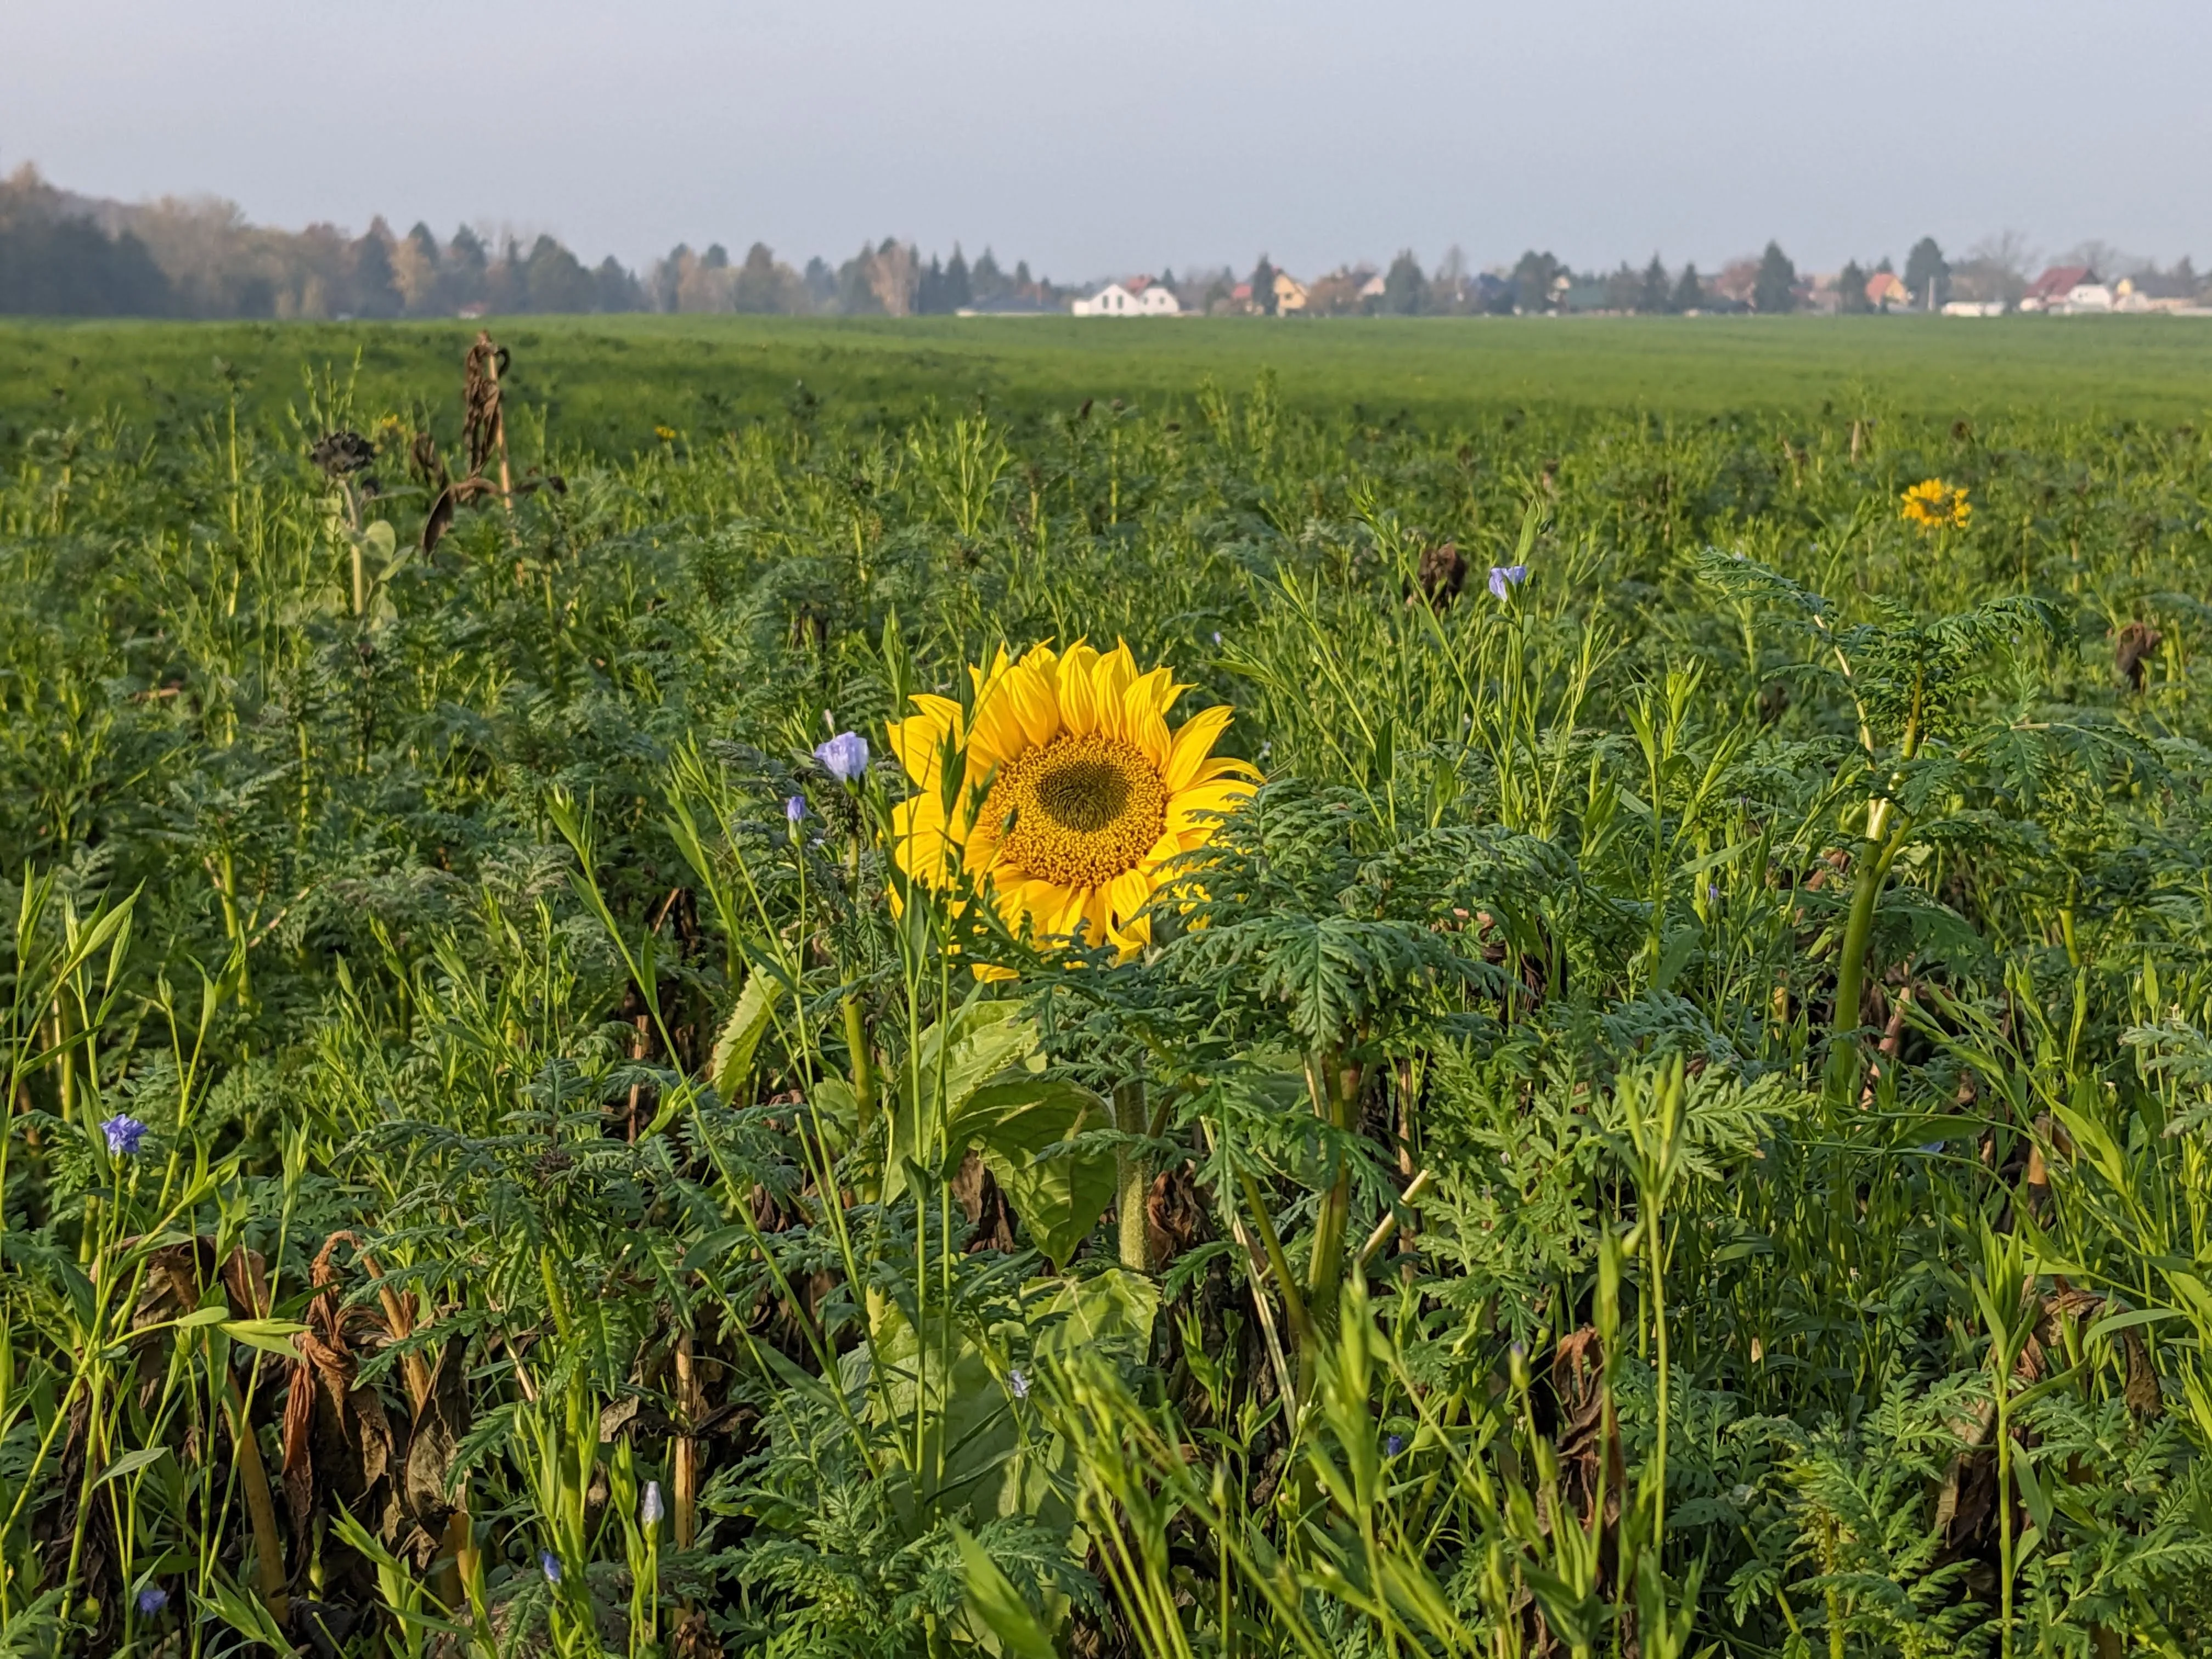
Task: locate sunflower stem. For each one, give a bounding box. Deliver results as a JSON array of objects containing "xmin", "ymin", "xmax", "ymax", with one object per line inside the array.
[{"xmin": 1113, "ymin": 1078, "xmax": 1151, "ymax": 1272}]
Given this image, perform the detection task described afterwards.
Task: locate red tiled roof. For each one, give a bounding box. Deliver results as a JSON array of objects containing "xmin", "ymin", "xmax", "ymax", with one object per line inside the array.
[{"xmin": 2027, "ymin": 266, "xmax": 2094, "ymax": 301}]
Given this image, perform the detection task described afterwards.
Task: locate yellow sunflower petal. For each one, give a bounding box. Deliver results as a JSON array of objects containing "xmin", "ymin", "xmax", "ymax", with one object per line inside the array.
[{"xmin": 1163, "ymin": 703, "xmax": 1234, "ymax": 792}]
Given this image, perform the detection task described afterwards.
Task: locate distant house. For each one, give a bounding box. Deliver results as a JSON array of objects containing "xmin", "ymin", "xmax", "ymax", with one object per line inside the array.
[
  {"xmin": 1272, "ymin": 271, "xmax": 1308, "ymax": 314},
  {"xmin": 2020, "ymin": 266, "xmax": 2095, "ymax": 312},
  {"xmin": 1864, "ymin": 271, "xmax": 1912, "ymax": 311},
  {"xmin": 1358, "ymin": 271, "xmax": 1387, "ymax": 303},
  {"xmin": 1073, "ymin": 276, "xmax": 1180, "ymax": 316}
]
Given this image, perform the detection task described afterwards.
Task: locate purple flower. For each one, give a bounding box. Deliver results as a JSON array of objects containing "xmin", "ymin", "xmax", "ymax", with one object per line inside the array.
[
  {"xmin": 1385, "ymin": 1433, "xmax": 1405, "ymax": 1457},
  {"xmin": 641, "ymin": 1480, "xmax": 665, "ymax": 1526},
  {"xmin": 136, "ymin": 1585, "xmax": 169, "ymax": 1616},
  {"xmin": 784, "ymin": 794, "xmax": 807, "ymax": 825},
  {"xmin": 1487, "ymin": 565, "xmax": 1528, "ymax": 600},
  {"xmin": 1008, "ymin": 1367, "xmax": 1030, "ymax": 1400},
  {"xmin": 540, "ymin": 1550, "xmax": 562, "ymax": 1584},
  {"xmin": 101, "ymin": 1115, "xmax": 149, "ymax": 1156},
  {"xmin": 1707, "ymin": 883, "xmax": 1721, "ymax": 902},
  {"xmin": 1211, "ymin": 631, "xmax": 1222, "ymax": 646},
  {"xmin": 815, "ymin": 731, "xmax": 869, "ymax": 784}
]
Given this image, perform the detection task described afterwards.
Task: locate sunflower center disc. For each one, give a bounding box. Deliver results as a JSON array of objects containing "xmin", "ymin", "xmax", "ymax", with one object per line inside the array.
[{"xmin": 986, "ymin": 734, "xmax": 1169, "ymax": 889}]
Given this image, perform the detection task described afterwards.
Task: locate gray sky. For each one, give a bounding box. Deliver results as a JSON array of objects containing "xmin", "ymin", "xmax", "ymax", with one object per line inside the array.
[{"xmin": 6, "ymin": 0, "xmax": 2208, "ymax": 280}]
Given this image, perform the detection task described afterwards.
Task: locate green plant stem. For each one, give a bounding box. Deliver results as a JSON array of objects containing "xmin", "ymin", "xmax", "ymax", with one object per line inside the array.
[
  {"xmin": 842, "ymin": 994, "xmax": 876, "ymax": 1144},
  {"xmin": 1113, "ymin": 1078, "xmax": 1151, "ymax": 1273}
]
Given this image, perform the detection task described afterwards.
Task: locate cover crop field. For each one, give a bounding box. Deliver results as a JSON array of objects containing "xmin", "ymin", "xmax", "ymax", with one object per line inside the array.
[{"xmin": 1, "ymin": 318, "xmax": 2210, "ymax": 1657}]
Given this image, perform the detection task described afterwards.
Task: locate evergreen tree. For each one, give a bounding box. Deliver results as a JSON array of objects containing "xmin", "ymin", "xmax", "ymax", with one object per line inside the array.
[
  {"xmin": 802, "ymin": 256, "xmax": 836, "ymax": 308},
  {"xmin": 1250, "ymin": 254, "xmax": 1278, "ymax": 315},
  {"xmin": 1753, "ymin": 241, "xmax": 1798, "ymax": 313},
  {"xmin": 592, "ymin": 256, "xmax": 640, "ymax": 313},
  {"xmin": 447, "ymin": 225, "xmax": 488, "ymax": 311},
  {"xmin": 0, "ymin": 218, "xmax": 173, "ymax": 315},
  {"xmin": 1639, "ymin": 253, "xmax": 1671, "ymax": 314},
  {"xmin": 970, "ymin": 247, "xmax": 1004, "ymax": 301},
  {"xmin": 703, "ymin": 243, "xmax": 730, "ymax": 270},
  {"xmin": 522, "ymin": 234, "xmax": 594, "ymax": 313},
  {"xmin": 917, "ymin": 255, "xmax": 946, "ymax": 314},
  {"xmin": 1672, "ymin": 262, "xmax": 1704, "ymax": 312},
  {"xmin": 733, "ymin": 242, "xmax": 783, "ymax": 313},
  {"xmin": 1382, "ymin": 250, "xmax": 1426, "ymax": 315},
  {"xmin": 1838, "ymin": 259, "xmax": 1872, "ymax": 314},
  {"xmin": 1013, "ymin": 258, "xmax": 1032, "ymax": 290},
  {"xmin": 1903, "ymin": 236, "xmax": 1949, "ymax": 309},
  {"xmin": 348, "ymin": 228, "xmax": 403, "ymax": 318},
  {"xmin": 943, "ymin": 245, "xmax": 972, "ymax": 312}
]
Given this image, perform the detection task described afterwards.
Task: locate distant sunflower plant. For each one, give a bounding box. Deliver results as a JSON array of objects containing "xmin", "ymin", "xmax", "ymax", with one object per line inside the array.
[
  {"xmin": 1900, "ymin": 477, "xmax": 1971, "ymax": 531},
  {"xmin": 889, "ymin": 641, "xmax": 1256, "ymax": 959}
]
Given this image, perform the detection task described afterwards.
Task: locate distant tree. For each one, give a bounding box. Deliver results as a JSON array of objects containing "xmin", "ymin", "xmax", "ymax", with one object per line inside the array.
[
  {"xmin": 943, "ymin": 245, "xmax": 972, "ymax": 312},
  {"xmin": 1604, "ymin": 262, "xmax": 1641, "ymax": 312},
  {"xmin": 802, "ymin": 256, "xmax": 837, "ymax": 308},
  {"xmin": 522, "ymin": 235, "xmax": 594, "ymax": 313},
  {"xmin": 733, "ymin": 242, "xmax": 784, "ymax": 313},
  {"xmin": 1672, "ymin": 262, "xmax": 1705, "ymax": 312},
  {"xmin": 1382, "ymin": 250, "xmax": 1426, "ymax": 314},
  {"xmin": 916, "ymin": 254, "xmax": 947, "ymax": 314},
  {"xmin": 970, "ymin": 247, "xmax": 1005, "ymax": 303},
  {"xmin": 1159, "ymin": 265, "xmax": 1176, "ymax": 290},
  {"xmin": 1903, "ymin": 237, "xmax": 1949, "ymax": 309},
  {"xmin": 1753, "ymin": 241, "xmax": 1798, "ymax": 313},
  {"xmin": 1510, "ymin": 250, "xmax": 1561, "ymax": 312},
  {"xmin": 593, "ymin": 256, "xmax": 640, "ymax": 312},
  {"xmin": 703, "ymin": 243, "xmax": 730, "ymax": 271},
  {"xmin": 348, "ymin": 228, "xmax": 403, "ymax": 318},
  {"xmin": 1250, "ymin": 255, "xmax": 1278, "ymax": 315},
  {"xmin": 1639, "ymin": 254, "xmax": 1671, "ymax": 314},
  {"xmin": 0, "ymin": 217, "xmax": 173, "ymax": 315},
  {"xmin": 1837, "ymin": 259, "xmax": 1872, "ymax": 314},
  {"xmin": 1013, "ymin": 258, "xmax": 1033, "ymax": 290}
]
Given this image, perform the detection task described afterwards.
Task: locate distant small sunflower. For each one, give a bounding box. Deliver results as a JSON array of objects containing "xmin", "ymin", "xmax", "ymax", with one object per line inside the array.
[{"xmin": 1901, "ymin": 478, "xmax": 1971, "ymax": 531}]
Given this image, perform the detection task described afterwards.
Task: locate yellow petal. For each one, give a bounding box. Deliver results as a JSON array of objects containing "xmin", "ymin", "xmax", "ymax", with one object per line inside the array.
[
  {"xmin": 1164, "ymin": 704, "xmax": 1233, "ymax": 792},
  {"xmin": 1106, "ymin": 867, "xmax": 1154, "ymax": 923}
]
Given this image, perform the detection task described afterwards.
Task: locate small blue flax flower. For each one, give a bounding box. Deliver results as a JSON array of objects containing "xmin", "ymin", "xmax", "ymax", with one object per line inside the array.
[
  {"xmin": 641, "ymin": 1480, "xmax": 665, "ymax": 1527},
  {"xmin": 1007, "ymin": 1366, "xmax": 1030, "ymax": 1400},
  {"xmin": 540, "ymin": 1550, "xmax": 562, "ymax": 1584},
  {"xmin": 136, "ymin": 1585, "xmax": 169, "ymax": 1617},
  {"xmin": 814, "ymin": 731, "xmax": 869, "ymax": 783},
  {"xmin": 1385, "ymin": 1433, "xmax": 1406, "ymax": 1457},
  {"xmin": 784, "ymin": 794, "xmax": 807, "ymax": 826},
  {"xmin": 102, "ymin": 1114, "xmax": 149, "ymax": 1156},
  {"xmin": 1487, "ymin": 564, "xmax": 1529, "ymax": 600}
]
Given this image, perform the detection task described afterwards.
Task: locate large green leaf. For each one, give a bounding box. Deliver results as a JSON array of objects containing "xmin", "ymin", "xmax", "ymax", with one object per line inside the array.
[{"xmin": 957, "ymin": 1079, "xmax": 1117, "ymax": 1272}]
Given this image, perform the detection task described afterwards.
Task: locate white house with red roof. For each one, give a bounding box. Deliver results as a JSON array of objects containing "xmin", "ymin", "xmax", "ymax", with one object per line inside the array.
[{"xmin": 1072, "ymin": 275, "xmax": 1182, "ymax": 316}]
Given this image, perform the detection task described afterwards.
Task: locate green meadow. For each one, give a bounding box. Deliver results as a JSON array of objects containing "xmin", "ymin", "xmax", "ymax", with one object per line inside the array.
[{"xmin": 4, "ymin": 313, "xmax": 2209, "ymax": 447}]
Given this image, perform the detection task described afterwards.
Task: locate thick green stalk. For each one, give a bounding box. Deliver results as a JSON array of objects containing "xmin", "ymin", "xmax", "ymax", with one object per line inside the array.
[{"xmin": 1112, "ymin": 1079, "xmax": 1151, "ymax": 1272}]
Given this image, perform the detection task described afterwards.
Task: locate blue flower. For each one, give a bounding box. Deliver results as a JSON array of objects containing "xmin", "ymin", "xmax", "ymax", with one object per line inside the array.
[
  {"xmin": 101, "ymin": 1115, "xmax": 149, "ymax": 1156},
  {"xmin": 540, "ymin": 1550, "xmax": 562, "ymax": 1584},
  {"xmin": 641, "ymin": 1480, "xmax": 665, "ymax": 1526},
  {"xmin": 136, "ymin": 1585, "xmax": 169, "ymax": 1616},
  {"xmin": 1008, "ymin": 1367, "xmax": 1030, "ymax": 1400},
  {"xmin": 1487, "ymin": 565, "xmax": 1529, "ymax": 600},
  {"xmin": 1385, "ymin": 1433, "xmax": 1406, "ymax": 1457},
  {"xmin": 785, "ymin": 794, "xmax": 807, "ymax": 825},
  {"xmin": 815, "ymin": 731, "xmax": 869, "ymax": 783}
]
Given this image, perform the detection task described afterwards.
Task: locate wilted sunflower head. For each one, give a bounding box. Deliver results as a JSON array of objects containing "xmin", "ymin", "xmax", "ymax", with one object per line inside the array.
[
  {"xmin": 1900, "ymin": 477, "xmax": 1971, "ymax": 531},
  {"xmin": 888, "ymin": 641, "xmax": 1256, "ymax": 958}
]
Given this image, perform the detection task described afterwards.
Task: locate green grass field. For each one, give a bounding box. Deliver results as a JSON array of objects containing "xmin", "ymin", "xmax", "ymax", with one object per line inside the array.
[
  {"xmin": 5, "ymin": 321, "xmax": 2212, "ymax": 1656},
  {"xmin": 4, "ymin": 313, "xmax": 2210, "ymax": 451}
]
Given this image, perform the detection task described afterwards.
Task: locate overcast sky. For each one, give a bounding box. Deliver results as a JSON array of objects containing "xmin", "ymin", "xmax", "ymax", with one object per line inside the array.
[{"xmin": 6, "ymin": 0, "xmax": 2208, "ymax": 280}]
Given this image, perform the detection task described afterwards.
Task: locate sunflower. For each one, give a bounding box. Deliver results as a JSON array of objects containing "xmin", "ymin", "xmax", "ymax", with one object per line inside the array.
[
  {"xmin": 1900, "ymin": 478, "xmax": 1971, "ymax": 531},
  {"xmin": 889, "ymin": 641, "xmax": 1256, "ymax": 957}
]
